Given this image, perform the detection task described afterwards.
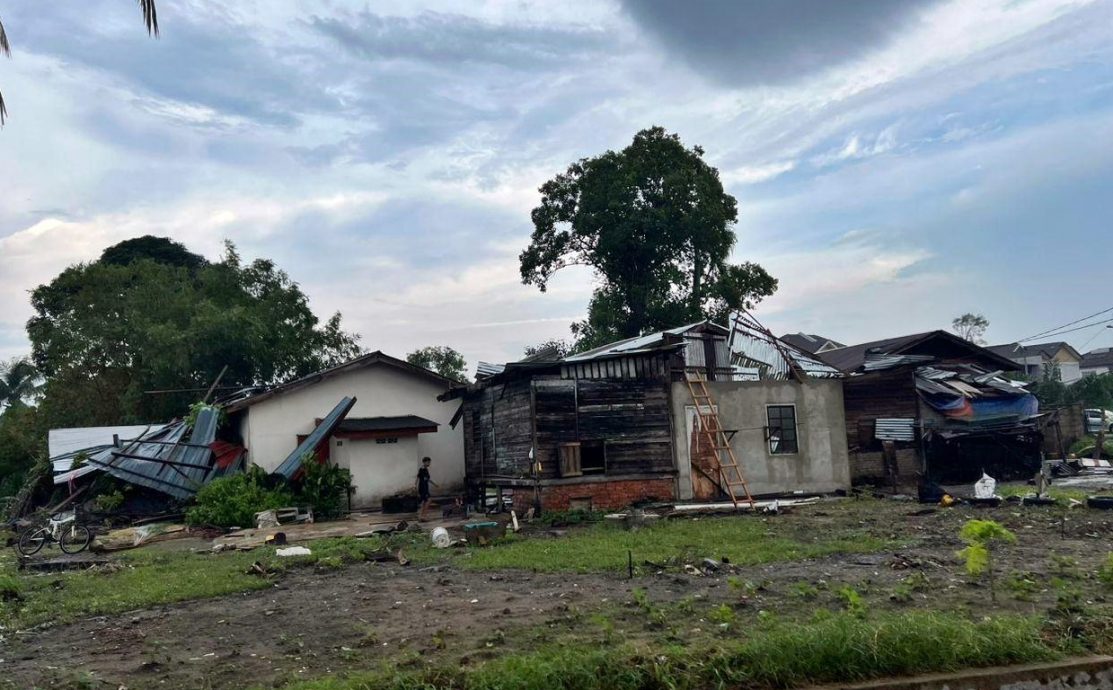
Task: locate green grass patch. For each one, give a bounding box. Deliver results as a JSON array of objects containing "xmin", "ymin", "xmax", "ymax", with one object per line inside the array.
[
  {"xmin": 408, "ymin": 516, "xmax": 893, "ymax": 573},
  {"xmin": 0, "ymin": 535, "xmax": 395, "ymax": 630},
  {"xmin": 996, "ymin": 485, "xmax": 1090, "ymax": 503},
  {"xmin": 278, "ymin": 612, "xmax": 1057, "ymax": 690}
]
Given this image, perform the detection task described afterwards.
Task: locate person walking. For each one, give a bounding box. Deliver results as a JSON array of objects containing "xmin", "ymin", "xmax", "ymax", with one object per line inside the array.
[{"xmin": 416, "ymin": 456, "xmax": 437, "ymax": 521}]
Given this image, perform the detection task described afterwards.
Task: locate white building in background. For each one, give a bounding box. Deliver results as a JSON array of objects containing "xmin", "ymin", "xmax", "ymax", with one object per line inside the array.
[
  {"xmin": 988, "ymin": 341, "xmax": 1084, "ymax": 384},
  {"xmin": 225, "ymin": 352, "xmax": 464, "ymax": 509}
]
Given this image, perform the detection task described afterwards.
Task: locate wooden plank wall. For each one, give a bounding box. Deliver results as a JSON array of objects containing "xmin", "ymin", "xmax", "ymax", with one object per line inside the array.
[
  {"xmin": 462, "ymin": 352, "xmax": 676, "ymax": 482},
  {"xmin": 842, "ymin": 368, "xmax": 919, "ymax": 452}
]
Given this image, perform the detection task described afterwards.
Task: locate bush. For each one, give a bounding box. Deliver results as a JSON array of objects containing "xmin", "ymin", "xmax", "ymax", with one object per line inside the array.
[
  {"xmin": 186, "ymin": 467, "xmax": 293, "ymax": 528},
  {"xmin": 297, "ymin": 459, "xmax": 351, "ymax": 520}
]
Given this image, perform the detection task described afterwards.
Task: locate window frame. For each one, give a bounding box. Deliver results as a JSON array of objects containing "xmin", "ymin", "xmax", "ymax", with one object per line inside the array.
[{"xmin": 765, "ymin": 404, "xmax": 799, "ymax": 455}]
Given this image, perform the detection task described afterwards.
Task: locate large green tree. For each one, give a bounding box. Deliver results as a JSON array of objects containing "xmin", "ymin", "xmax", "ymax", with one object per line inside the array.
[
  {"xmin": 406, "ymin": 346, "xmax": 467, "ymax": 382},
  {"xmin": 28, "ymin": 238, "xmax": 360, "ymax": 426},
  {"xmin": 520, "ymin": 127, "xmax": 777, "ymax": 350},
  {"xmin": 0, "ymin": 1, "xmax": 158, "ymax": 124}
]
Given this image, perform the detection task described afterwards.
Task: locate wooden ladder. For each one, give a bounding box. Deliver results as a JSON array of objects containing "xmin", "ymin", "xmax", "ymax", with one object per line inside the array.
[{"xmin": 685, "ymin": 371, "xmax": 756, "ymax": 509}]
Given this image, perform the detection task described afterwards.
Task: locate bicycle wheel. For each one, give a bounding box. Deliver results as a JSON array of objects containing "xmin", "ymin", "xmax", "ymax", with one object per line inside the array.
[
  {"xmin": 17, "ymin": 527, "xmax": 49, "ymax": 556},
  {"xmin": 59, "ymin": 524, "xmax": 92, "ymax": 554}
]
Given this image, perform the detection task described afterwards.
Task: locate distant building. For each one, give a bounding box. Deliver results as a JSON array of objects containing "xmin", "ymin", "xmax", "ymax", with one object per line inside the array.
[
  {"xmin": 1081, "ymin": 348, "xmax": 1113, "ymax": 377},
  {"xmin": 780, "ymin": 332, "xmax": 845, "ymax": 355},
  {"xmin": 987, "ymin": 342, "xmax": 1083, "ymax": 384}
]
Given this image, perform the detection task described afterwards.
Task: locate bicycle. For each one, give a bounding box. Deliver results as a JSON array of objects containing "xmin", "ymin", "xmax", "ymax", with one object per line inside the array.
[{"xmin": 16, "ymin": 510, "xmax": 92, "ymax": 556}]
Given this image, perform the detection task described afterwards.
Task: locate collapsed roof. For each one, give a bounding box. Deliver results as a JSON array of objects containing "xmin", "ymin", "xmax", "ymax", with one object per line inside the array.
[
  {"xmin": 471, "ymin": 312, "xmax": 841, "ymax": 386},
  {"xmin": 818, "ymin": 330, "xmax": 1021, "ymax": 374},
  {"xmin": 50, "ymin": 406, "xmax": 241, "ymax": 500}
]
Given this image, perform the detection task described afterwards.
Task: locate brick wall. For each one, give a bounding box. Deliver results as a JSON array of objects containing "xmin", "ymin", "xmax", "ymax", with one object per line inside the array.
[{"xmin": 512, "ymin": 478, "xmax": 676, "ymax": 512}]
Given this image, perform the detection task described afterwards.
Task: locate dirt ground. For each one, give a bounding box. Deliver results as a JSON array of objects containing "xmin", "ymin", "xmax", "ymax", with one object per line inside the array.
[{"xmin": 6, "ymin": 497, "xmax": 1113, "ymax": 690}]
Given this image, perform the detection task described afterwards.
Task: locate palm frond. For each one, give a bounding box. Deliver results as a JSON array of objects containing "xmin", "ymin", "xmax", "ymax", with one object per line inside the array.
[
  {"xmin": 138, "ymin": 0, "xmax": 159, "ymax": 37},
  {"xmin": 0, "ymin": 90, "xmax": 7, "ymax": 127},
  {"xmin": 0, "ymin": 16, "xmax": 11, "ymax": 56}
]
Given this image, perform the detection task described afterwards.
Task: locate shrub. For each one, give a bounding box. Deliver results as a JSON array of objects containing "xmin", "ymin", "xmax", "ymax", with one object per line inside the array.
[
  {"xmin": 958, "ymin": 519, "xmax": 1016, "ymax": 602},
  {"xmin": 186, "ymin": 467, "xmax": 294, "ymax": 528},
  {"xmin": 296, "ymin": 459, "xmax": 352, "ymax": 520},
  {"xmin": 94, "ymin": 489, "xmax": 125, "ymax": 513},
  {"xmin": 837, "ymin": 586, "xmax": 868, "ymax": 618}
]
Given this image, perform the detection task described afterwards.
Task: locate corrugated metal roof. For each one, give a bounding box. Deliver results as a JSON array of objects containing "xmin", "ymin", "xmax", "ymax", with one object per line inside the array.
[
  {"xmin": 875, "ymin": 418, "xmax": 916, "ymax": 441},
  {"xmin": 85, "ymin": 407, "xmax": 221, "ymax": 500},
  {"xmin": 273, "ymin": 397, "xmax": 356, "ymax": 479},
  {"xmin": 563, "ymin": 320, "xmax": 724, "ymax": 363},
  {"xmin": 475, "ymin": 361, "xmax": 505, "ymax": 379},
  {"xmin": 726, "ymin": 312, "xmax": 842, "ymax": 380}
]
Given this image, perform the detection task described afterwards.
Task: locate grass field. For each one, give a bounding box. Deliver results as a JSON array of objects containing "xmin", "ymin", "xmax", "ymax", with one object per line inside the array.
[
  {"xmin": 279, "ymin": 611, "xmax": 1059, "ymax": 690},
  {"xmin": 0, "ymin": 536, "xmax": 390, "ymax": 630},
  {"xmin": 402, "ymin": 514, "xmax": 894, "ymax": 573},
  {"xmin": 7, "ymin": 497, "xmax": 1113, "ymax": 690}
]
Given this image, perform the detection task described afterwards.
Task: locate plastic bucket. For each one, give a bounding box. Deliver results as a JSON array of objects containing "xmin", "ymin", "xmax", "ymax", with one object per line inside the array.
[{"xmin": 431, "ymin": 526, "xmax": 451, "ymax": 548}]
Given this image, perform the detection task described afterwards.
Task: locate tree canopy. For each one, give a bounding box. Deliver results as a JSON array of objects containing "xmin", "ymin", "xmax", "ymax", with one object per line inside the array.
[
  {"xmin": 100, "ymin": 235, "xmax": 207, "ymax": 271},
  {"xmin": 952, "ymin": 313, "xmax": 989, "ymax": 344},
  {"xmin": 406, "ymin": 346, "xmax": 467, "ymax": 382},
  {"xmin": 28, "ymin": 239, "xmax": 360, "ymax": 426},
  {"xmin": 520, "ymin": 126, "xmax": 776, "ymax": 350}
]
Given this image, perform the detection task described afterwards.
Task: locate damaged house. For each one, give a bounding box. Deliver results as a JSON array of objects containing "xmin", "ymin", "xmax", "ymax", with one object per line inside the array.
[
  {"xmin": 47, "ymin": 407, "xmax": 243, "ymax": 515},
  {"xmin": 446, "ymin": 315, "xmax": 850, "ymax": 511},
  {"xmin": 223, "ymin": 351, "xmax": 464, "ymax": 509},
  {"xmin": 818, "ymin": 330, "xmax": 1042, "ymax": 485}
]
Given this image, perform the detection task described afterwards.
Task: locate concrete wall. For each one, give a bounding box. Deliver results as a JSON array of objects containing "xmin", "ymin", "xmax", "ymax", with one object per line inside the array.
[
  {"xmin": 331, "ymin": 435, "xmax": 422, "ymax": 508},
  {"xmin": 239, "ymin": 363, "xmax": 464, "ymax": 505},
  {"xmin": 670, "ymin": 379, "xmax": 850, "ymax": 498}
]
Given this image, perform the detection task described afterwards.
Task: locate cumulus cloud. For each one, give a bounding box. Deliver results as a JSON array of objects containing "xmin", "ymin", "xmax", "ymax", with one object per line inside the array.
[{"xmin": 1, "ymin": 0, "xmax": 1111, "ymax": 365}]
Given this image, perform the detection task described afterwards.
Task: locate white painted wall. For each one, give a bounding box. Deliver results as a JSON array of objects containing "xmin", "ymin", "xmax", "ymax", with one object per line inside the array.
[
  {"xmin": 1059, "ymin": 361, "xmax": 1083, "ymax": 384},
  {"xmin": 238, "ymin": 363, "xmax": 463, "ymax": 506},
  {"xmin": 331, "ymin": 436, "xmax": 424, "ymax": 508}
]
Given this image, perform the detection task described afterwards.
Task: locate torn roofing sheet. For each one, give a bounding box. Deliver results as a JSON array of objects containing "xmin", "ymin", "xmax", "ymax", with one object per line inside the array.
[
  {"xmin": 84, "ymin": 407, "xmax": 221, "ymax": 500},
  {"xmin": 726, "ymin": 312, "xmax": 842, "ymax": 380},
  {"xmin": 272, "ymin": 396, "xmax": 357, "ymax": 479}
]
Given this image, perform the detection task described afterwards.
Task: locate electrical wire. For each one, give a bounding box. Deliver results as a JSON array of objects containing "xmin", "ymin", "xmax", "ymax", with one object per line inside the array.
[
  {"xmin": 1018, "ymin": 305, "xmax": 1113, "ymax": 342},
  {"xmin": 1019, "ymin": 316, "xmax": 1113, "ymax": 342}
]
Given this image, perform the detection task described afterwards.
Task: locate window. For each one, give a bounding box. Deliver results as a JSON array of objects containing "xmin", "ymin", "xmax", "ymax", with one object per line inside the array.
[
  {"xmin": 766, "ymin": 405, "xmax": 798, "ymax": 454},
  {"xmin": 580, "ymin": 441, "xmax": 606, "ymax": 473},
  {"xmin": 375, "ymin": 437, "xmax": 399, "ymax": 445}
]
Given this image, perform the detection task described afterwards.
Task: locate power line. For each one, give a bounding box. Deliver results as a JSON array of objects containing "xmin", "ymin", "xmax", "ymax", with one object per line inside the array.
[
  {"xmin": 1078, "ymin": 324, "xmax": 1112, "ymax": 351},
  {"xmin": 1020, "ymin": 317, "xmax": 1113, "ymax": 342},
  {"xmin": 1018, "ymin": 305, "xmax": 1113, "ymax": 342}
]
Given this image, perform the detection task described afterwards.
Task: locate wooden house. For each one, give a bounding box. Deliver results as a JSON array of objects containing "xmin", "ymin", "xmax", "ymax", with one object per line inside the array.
[{"xmin": 446, "ymin": 319, "xmax": 851, "ymax": 511}]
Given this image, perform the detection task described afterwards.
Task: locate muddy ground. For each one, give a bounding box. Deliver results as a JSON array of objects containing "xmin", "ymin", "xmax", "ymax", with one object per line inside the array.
[{"xmin": 5, "ymin": 497, "xmax": 1113, "ymax": 690}]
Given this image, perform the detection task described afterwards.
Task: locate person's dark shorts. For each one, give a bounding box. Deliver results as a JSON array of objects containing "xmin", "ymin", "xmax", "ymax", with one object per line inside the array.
[{"xmin": 419, "ymin": 487, "xmax": 430, "ymax": 502}]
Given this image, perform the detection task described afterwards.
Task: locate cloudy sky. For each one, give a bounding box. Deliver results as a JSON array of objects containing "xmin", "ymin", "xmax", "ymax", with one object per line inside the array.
[{"xmin": 1, "ymin": 0, "xmax": 1111, "ymax": 372}]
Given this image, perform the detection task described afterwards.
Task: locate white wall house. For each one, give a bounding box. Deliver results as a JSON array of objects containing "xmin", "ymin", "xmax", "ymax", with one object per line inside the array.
[
  {"xmin": 989, "ymin": 342, "xmax": 1084, "ymax": 384},
  {"xmin": 1082, "ymin": 349, "xmax": 1113, "ymax": 377},
  {"xmin": 227, "ymin": 352, "xmax": 464, "ymax": 509}
]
